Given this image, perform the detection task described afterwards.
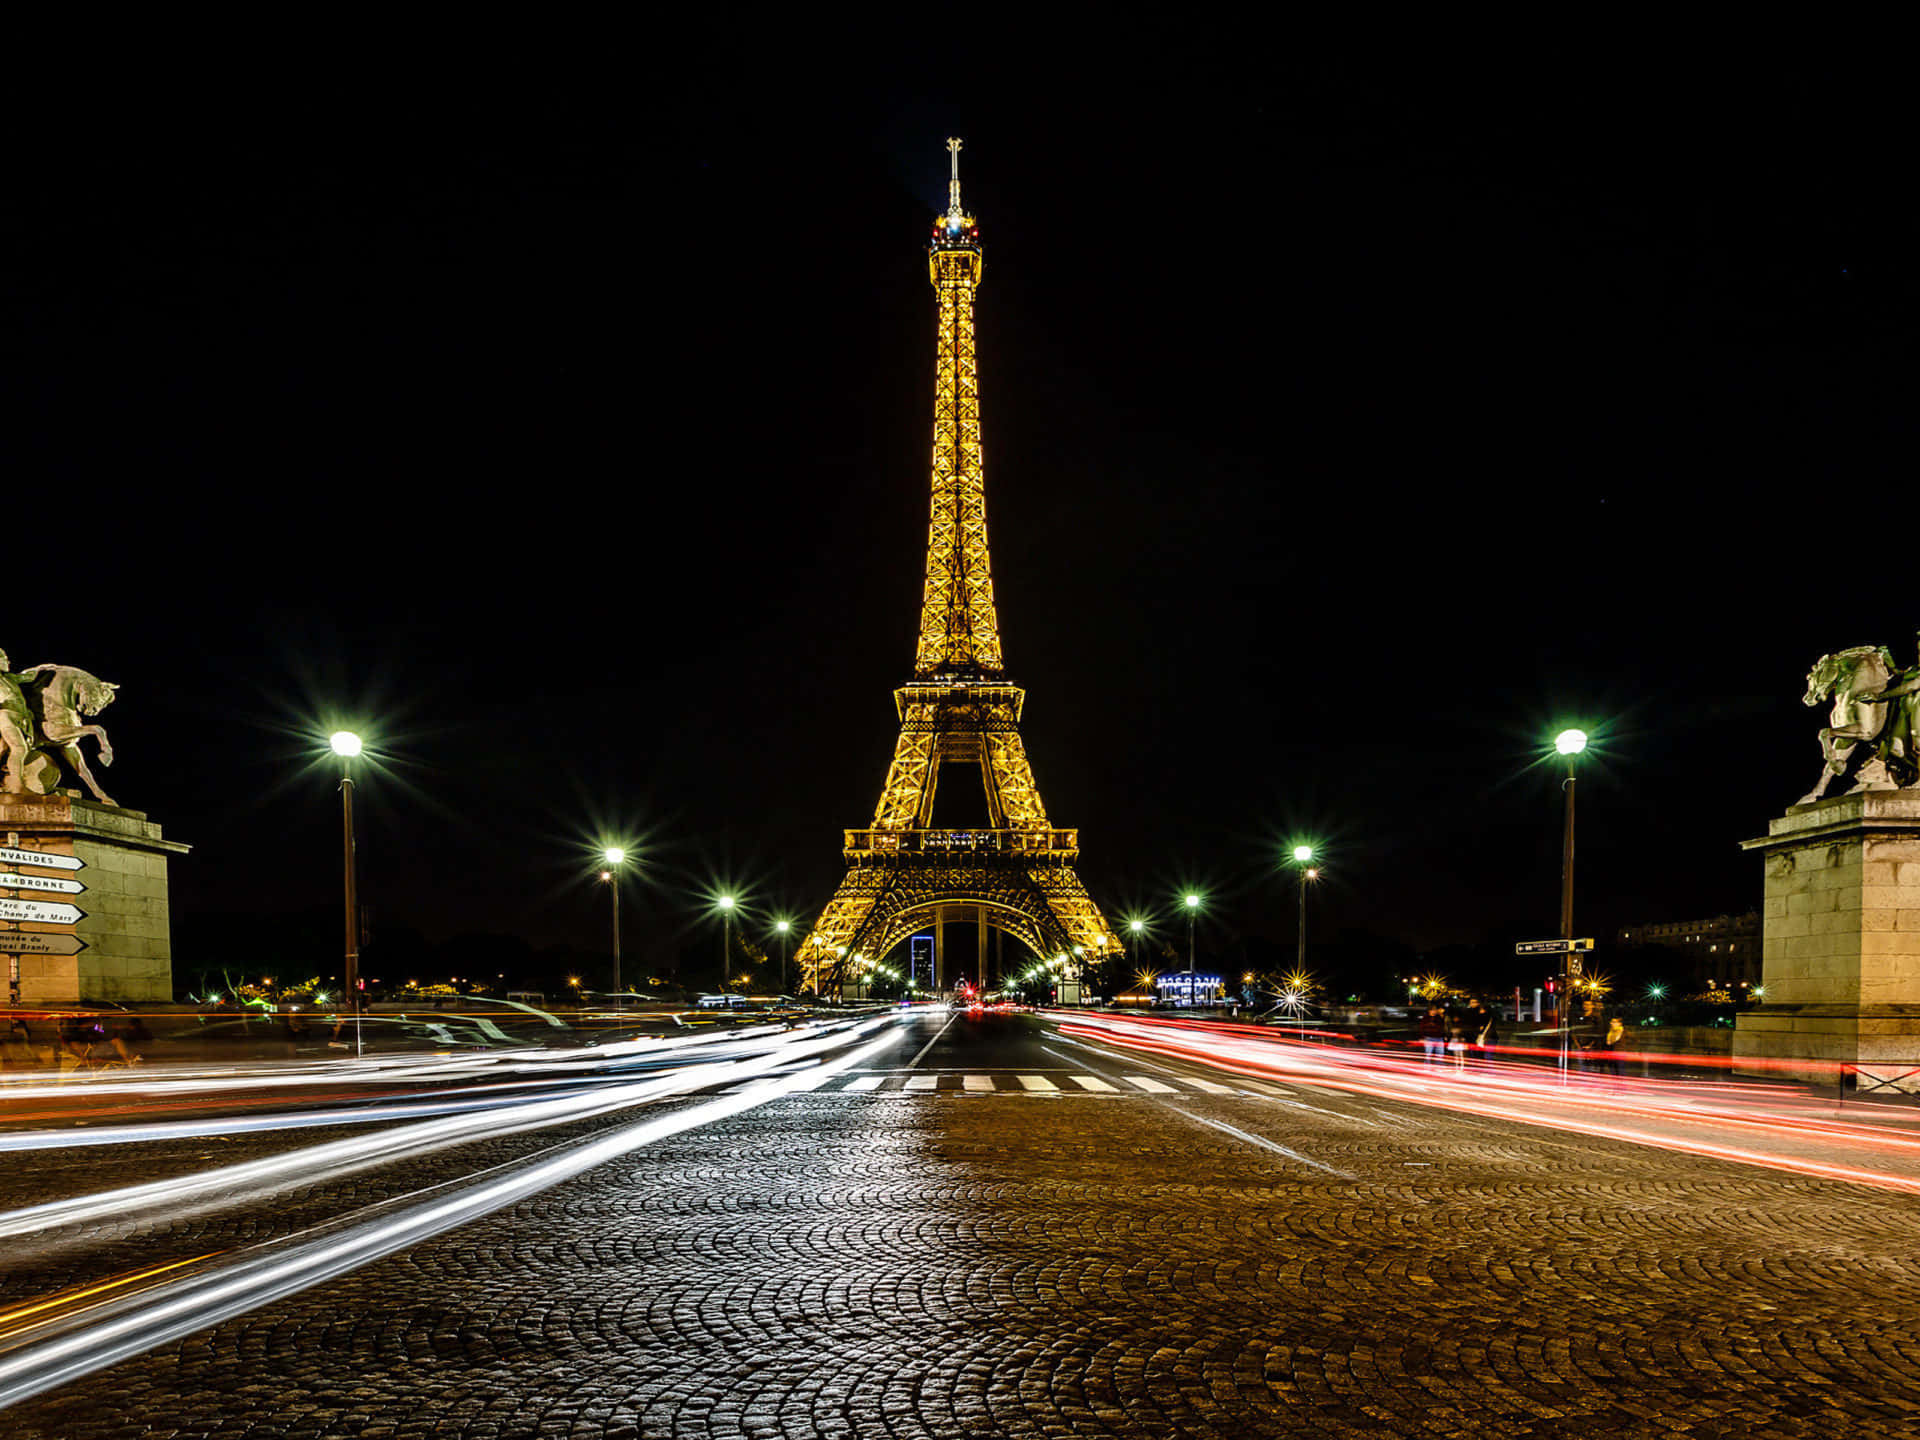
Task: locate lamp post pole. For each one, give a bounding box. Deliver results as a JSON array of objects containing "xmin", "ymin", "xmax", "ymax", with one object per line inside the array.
[
  {"xmin": 601, "ymin": 849, "xmax": 627, "ymax": 1011},
  {"xmin": 1555, "ymin": 729, "xmax": 1588, "ymax": 1080},
  {"xmin": 1291, "ymin": 846, "xmax": 1316, "ymax": 974},
  {"xmin": 718, "ymin": 896, "xmax": 736, "ymax": 994},
  {"xmin": 776, "ymin": 920, "xmax": 791, "ymax": 997},
  {"xmin": 329, "ymin": 731, "xmax": 364, "ymax": 1059},
  {"xmin": 1183, "ymin": 895, "xmax": 1201, "ymax": 1007}
]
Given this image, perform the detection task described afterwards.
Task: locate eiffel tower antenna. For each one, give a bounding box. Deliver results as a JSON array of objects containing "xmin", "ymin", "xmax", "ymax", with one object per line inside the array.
[
  {"xmin": 946, "ymin": 136, "xmax": 964, "ymax": 221},
  {"xmin": 795, "ymin": 143, "xmax": 1119, "ymax": 1000}
]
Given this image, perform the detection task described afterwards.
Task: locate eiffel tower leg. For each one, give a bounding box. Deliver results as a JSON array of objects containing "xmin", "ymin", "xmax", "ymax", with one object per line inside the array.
[
  {"xmin": 977, "ymin": 906, "xmax": 987, "ymax": 987},
  {"xmin": 934, "ymin": 904, "xmax": 945, "ymax": 990}
]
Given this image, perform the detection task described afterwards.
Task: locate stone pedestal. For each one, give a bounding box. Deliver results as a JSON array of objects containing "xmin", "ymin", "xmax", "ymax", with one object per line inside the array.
[
  {"xmin": 0, "ymin": 793, "xmax": 189, "ymax": 1005},
  {"xmin": 1734, "ymin": 792, "xmax": 1920, "ymax": 1088}
]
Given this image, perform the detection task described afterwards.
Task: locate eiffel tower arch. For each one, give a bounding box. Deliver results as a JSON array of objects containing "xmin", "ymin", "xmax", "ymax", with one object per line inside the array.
[{"xmin": 795, "ymin": 141, "xmax": 1121, "ymax": 996}]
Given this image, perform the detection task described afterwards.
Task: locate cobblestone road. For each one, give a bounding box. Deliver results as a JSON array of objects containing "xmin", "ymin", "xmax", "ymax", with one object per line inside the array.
[{"xmin": 9, "ymin": 1014, "xmax": 1920, "ymax": 1438}]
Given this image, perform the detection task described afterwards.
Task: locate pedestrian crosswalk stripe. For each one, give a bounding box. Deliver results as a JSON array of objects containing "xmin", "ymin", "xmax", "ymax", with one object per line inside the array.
[{"xmin": 810, "ymin": 1071, "xmax": 1254, "ymax": 1095}]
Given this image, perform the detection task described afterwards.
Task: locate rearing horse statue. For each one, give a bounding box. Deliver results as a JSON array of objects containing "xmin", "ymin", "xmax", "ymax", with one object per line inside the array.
[
  {"xmin": 0, "ymin": 658, "xmax": 119, "ymax": 806},
  {"xmin": 1797, "ymin": 645, "xmax": 1913, "ymax": 804}
]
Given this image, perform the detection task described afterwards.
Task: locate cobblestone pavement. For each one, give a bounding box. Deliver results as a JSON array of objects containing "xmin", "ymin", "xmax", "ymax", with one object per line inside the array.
[{"xmin": 9, "ymin": 1016, "xmax": 1920, "ymax": 1438}]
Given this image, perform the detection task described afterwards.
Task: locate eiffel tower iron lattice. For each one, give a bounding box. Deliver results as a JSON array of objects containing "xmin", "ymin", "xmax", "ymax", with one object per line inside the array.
[{"xmin": 795, "ymin": 140, "xmax": 1121, "ymax": 997}]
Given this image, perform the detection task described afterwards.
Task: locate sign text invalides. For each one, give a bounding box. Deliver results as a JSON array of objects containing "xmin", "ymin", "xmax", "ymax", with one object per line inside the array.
[
  {"xmin": 0, "ymin": 931, "xmax": 87, "ymax": 956},
  {"xmin": 0, "ymin": 873, "xmax": 83, "ymax": 896},
  {"xmin": 0, "ymin": 897, "xmax": 83, "ymax": 925},
  {"xmin": 0, "ymin": 847, "xmax": 83, "ymax": 872}
]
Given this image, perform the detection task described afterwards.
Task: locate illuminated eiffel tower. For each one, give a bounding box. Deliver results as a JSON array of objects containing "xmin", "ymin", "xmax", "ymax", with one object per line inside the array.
[{"xmin": 796, "ymin": 140, "xmax": 1120, "ymax": 996}]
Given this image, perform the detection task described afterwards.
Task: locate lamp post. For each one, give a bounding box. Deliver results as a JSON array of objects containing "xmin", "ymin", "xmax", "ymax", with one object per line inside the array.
[
  {"xmin": 1290, "ymin": 845, "xmax": 1317, "ymax": 974},
  {"xmin": 329, "ymin": 730, "xmax": 363, "ymax": 1058},
  {"xmin": 1183, "ymin": 893, "xmax": 1201, "ymax": 1007},
  {"xmin": 774, "ymin": 919, "xmax": 792, "ymax": 997},
  {"xmin": 600, "ymin": 847, "xmax": 626, "ymax": 1010},
  {"xmin": 1555, "ymin": 727, "xmax": 1589, "ymax": 1077},
  {"xmin": 718, "ymin": 894, "xmax": 736, "ymax": 992}
]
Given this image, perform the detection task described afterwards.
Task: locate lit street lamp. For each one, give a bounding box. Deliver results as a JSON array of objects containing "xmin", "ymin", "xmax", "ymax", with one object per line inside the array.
[
  {"xmin": 774, "ymin": 918, "xmax": 792, "ymax": 996},
  {"xmin": 601, "ymin": 847, "xmax": 628, "ymax": 1010},
  {"xmin": 1290, "ymin": 844, "xmax": 1319, "ymax": 976},
  {"xmin": 1183, "ymin": 893, "xmax": 1201, "ymax": 1005},
  {"xmin": 1555, "ymin": 727, "xmax": 1589, "ymax": 1076},
  {"xmin": 328, "ymin": 730, "xmax": 363, "ymax": 1058}
]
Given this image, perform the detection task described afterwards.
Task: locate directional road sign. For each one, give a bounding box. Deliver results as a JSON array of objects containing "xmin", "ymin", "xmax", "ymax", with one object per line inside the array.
[
  {"xmin": 1514, "ymin": 938, "xmax": 1595, "ymax": 955},
  {"xmin": 0, "ymin": 847, "xmax": 83, "ymax": 872},
  {"xmin": 0, "ymin": 873, "xmax": 83, "ymax": 896},
  {"xmin": 0, "ymin": 932, "xmax": 87, "ymax": 956},
  {"xmin": 0, "ymin": 897, "xmax": 84, "ymax": 925}
]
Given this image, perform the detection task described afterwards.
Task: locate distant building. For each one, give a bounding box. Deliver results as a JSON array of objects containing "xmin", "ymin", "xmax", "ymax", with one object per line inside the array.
[{"xmin": 1617, "ymin": 911, "xmax": 1761, "ymax": 990}]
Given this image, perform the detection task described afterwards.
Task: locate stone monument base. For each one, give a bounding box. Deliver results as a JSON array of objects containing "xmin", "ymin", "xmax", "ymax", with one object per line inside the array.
[
  {"xmin": 1734, "ymin": 792, "xmax": 1920, "ymax": 1090},
  {"xmin": 1, "ymin": 793, "xmax": 189, "ymax": 1005}
]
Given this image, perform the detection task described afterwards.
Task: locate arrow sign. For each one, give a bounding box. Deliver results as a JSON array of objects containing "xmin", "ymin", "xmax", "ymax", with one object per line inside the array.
[
  {"xmin": 0, "ymin": 897, "xmax": 83, "ymax": 925},
  {"xmin": 1514, "ymin": 938, "xmax": 1595, "ymax": 955},
  {"xmin": 0, "ymin": 847, "xmax": 83, "ymax": 872},
  {"xmin": 0, "ymin": 873, "xmax": 83, "ymax": 896},
  {"xmin": 0, "ymin": 932, "xmax": 87, "ymax": 956}
]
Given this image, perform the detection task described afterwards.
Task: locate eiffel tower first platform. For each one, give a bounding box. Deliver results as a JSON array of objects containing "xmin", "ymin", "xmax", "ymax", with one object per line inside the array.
[{"xmin": 795, "ymin": 141, "xmax": 1121, "ymax": 998}]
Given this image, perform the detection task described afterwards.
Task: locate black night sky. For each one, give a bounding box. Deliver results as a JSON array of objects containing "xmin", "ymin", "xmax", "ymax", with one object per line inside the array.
[{"xmin": 8, "ymin": 48, "xmax": 1914, "ymax": 988}]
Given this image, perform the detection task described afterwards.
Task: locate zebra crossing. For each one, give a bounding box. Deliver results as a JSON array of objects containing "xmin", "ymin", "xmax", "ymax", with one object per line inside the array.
[{"xmin": 723, "ymin": 1070, "xmax": 1276, "ymax": 1097}]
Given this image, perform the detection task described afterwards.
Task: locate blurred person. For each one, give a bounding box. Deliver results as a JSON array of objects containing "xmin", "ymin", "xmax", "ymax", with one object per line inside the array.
[
  {"xmin": 1418, "ymin": 1006, "xmax": 1446, "ymax": 1064},
  {"xmin": 1472, "ymin": 1003, "xmax": 1499, "ymax": 1061},
  {"xmin": 1445, "ymin": 1009, "xmax": 1470, "ymax": 1072},
  {"xmin": 109, "ymin": 1013, "xmax": 151, "ymax": 1065},
  {"xmin": 57, "ymin": 1011, "xmax": 104, "ymax": 1070}
]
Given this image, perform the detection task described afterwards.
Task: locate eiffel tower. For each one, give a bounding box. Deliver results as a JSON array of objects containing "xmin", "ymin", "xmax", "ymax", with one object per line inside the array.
[{"xmin": 796, "ymin": 140, "xmax": 1121, "ymax": 997}]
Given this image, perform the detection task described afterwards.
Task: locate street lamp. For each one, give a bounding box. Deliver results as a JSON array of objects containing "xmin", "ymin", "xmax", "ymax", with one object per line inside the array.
[
  {"xmin": 328, "ymin": 731, "xmax": 363, "ymax": 1057},
  {"xmin": 1289, "ymin": 845, "xmax": 1318, "ymax": 975},
  {"xmin": 774, "ymin": 918, "xmax": 792, "ymax": 997},
  {"xmin": 1183, "ymin": 894, "xmax": 1202, "ymax": 1005},
  {"xmin": 601, "ymin": 847, "xmax": 628, "ymax": 1010},
  {"xmin": 1554, "ymin": 727, "xmax": 1589, "ymax": 1075},
  {"xmin": 717, "ymin": 894, "xmax": 736, "ymax": 991}
]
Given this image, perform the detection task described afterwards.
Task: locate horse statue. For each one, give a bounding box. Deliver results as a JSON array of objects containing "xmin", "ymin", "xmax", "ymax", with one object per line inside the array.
[
  {"xmin": 1797, "ymin": 644, "xmax": 1920, "ymax": 805},
  {"xmin": 0, "ymin": 650, "xmax": 120, "ymax": 806}
]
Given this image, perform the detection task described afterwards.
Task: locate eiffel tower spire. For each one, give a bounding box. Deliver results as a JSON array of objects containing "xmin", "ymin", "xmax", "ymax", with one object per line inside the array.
[
  {"xmin": 916, "ymin": 137, "xmax": 1001, "ymax": 675},
  {"xmin": 793, "ymin": 142, "xmax": 1120, "ymax": 998}
]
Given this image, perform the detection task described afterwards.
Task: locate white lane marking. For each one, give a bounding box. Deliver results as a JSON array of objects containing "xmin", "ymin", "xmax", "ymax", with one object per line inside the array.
[
  {"xmin": 845, "ymin": 1076, "xmax": 885, "ymax": 1092},
  {"xmin": 782, "ymin": 1068, "xmax": 842, "ymax": 1092},
  {"xmin": 1176, "ymin": 1110, "xmax": 1356, "ymax": 1178},
  {"xmin": 1187, "ymin": 1078, "xmax": 1235, "ymax": 1094},
  {"xmin": 1069, "ymin": 1075, "xmax": 1118, "ymax": 1092},
  {"xmin": 1017, "ymin": 1075, "xmax": 1056, "ymax": 1091},
  {"xmin": 962, "ymin": 1075, "xmax": 995, "ymax": 1091},
  {"xmin": 1123, "ymin": 1075, "xmax": 1178, "ymax": 1093},
  {"xmin": 905, "ymin": 1075, "xmax": 939, "ymax": 1091},
  {"xmin": 905, "ymin": 1016, "xmax": 956, "ymax": 1070}
]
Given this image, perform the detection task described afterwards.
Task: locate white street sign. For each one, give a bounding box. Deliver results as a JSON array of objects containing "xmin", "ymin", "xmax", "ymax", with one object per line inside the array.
[
  {"xmin": 0, "ymin": 932, "xmax": 87, "ymax": 956},
  {"xmin": 0, "ymin": 847, "xmax": 83, "ymax": 872},
  {"xmin": 0, "ymin": 897, "xmax": 83, "ymax": 925},
  {"xmin": 0, "ymin": 874, "xmax": 83, "ymax": 896}
]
